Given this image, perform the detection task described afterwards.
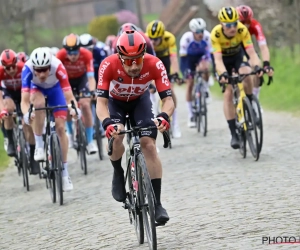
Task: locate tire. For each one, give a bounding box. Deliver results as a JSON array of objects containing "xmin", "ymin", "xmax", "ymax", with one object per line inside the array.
[
  {"xmin": 243, "ymin": 97, "xmax": 259, "ymax": 161},
  {"xmin": 200, "ymin": 88, "xmax": 207, "ymax": 137},
  {"xmin": 78, "ymin": 120, "xmax": 87, "ymax": 175},
  {"xmin": 238, "ymin": 129, "xmax": 247, "ymax": 158},
  {"xmin": 251, "ymin": 95, "xmax": 263, "ymax": 154},
  {"xmin": 95, "ymin": 117, "xmax": 104, "ymax": 160},
  {"xmin": 166, "ymin": 130, "xmax": 172, "ymax": 149},
  {"xmin": 137, "ymin": 154, "xmax": 157, "ymax": 250},
  {"xmin": 51, "ymin": 134, "xmax": 63, "ymax": 205},
  {"xmin": 127, "ymin": 152, "xmax": 144, "ymax": 244},
  {"xmin": 20, "ymin": 132, "xmax": 29, "ymax": 191},
  {"xmin": 47, "ymin": 137, "xmax": 56, "ymax": 203}
]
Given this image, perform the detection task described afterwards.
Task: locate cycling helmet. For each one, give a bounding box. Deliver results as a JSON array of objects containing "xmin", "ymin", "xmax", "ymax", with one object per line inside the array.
[
  {"xmin": 218, "ymin": 7, "xmax": 239, "ymax": 23},
  {"xmin": 1, "ymin": 49, "xmax": 17, "ymax": 66},
  {"xmin": 62, "ymin": 33, "xmax": 80, "ymax": 51},
  {"xmin": 30, "ymin": 47, "xmax": 52, "ymax": 67},
  {"xmin": 105, "ymin": 35, "xmax": 117, "ymax": 48},
  {"xmin": 189, "ymin": 18, "xmax": 206, "ymax": 32},
  {"xmin": 50, "ymin": 47, "xmax": 59, "ymax": 56},
  {"xmin": 118, "ymin": 23, "xmax": 138, "ymax": 36},
  {"xmin": 116, "ymin": 30, "xmax": 146, "ymax": 57},
  {"xmin": 79, "ymin": 33, "xmax": 94, "ymax": 47},
  {"xmin": 146, "ymin": 20, "xmax": 165, "ymax": 39},
  {"xmin": 17, "ymin": 52, "xmax": 29, "ymax": 62},
  {"xmin": 236, "ymin": 5, "xmax": 254, "ymax": 22}
]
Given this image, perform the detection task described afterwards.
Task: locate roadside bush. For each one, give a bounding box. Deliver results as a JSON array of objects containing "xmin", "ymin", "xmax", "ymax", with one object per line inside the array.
[{"xmin": 88, "ymin": 15, "xmax": 119, "ymax": 41}]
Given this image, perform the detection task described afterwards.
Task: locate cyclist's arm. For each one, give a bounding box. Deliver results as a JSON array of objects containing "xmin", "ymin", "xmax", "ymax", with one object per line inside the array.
[
  {"xmin": 210, "ymin": 33, "xmax": 226, "ymax": 74},
  {"xmin": 253, "ymin": 22, "xmax": 270, "ymax": 63},
  {"xmin": 242, "ymin": 30, "xmax": 261, "ymax": 67},
  {"xmin": 169, "ymin": 37, "xmax": 179, "ymax": 74},
  {"xmin": 179, "ymin": 34, "xmax": 189, "ymax": 76},
  {"xmin": 96, "ymin": 59, "xmax": 113, "ymax": 121},
  {"xmin": 154, "ymin": 60, "xmax": 174, "ymax": 117},
  {"xmin": 21, "ymin": 65, "xmax": 33, "ymax": 114},
  {"xmin": 85, "ymin": 50, "xmax": 96, "ymax": 92},
  {"xmin": 259, "ymin": 43, "xmax": 270, "ymax": 63},
  {"xmin": 0, "ymin": 90, "xmax": 4, "ymax": 111}
]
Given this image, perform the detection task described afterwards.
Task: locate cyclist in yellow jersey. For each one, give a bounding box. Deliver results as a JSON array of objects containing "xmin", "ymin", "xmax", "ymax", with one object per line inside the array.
[
  {"xmin": 211, "ymin": 7, "xmax": 263, "ymax": 149},
  {"xmin": 146, "ymin": 20, "xmax": 181, "ymax": 138}
]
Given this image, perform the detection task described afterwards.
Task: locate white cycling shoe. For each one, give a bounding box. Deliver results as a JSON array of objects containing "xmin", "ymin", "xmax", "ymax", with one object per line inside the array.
[
  {"xmin": 87, "ymin": 141, "xmax": 98, "ymax": 154},
  {"xmin": 63, "ymin": 176, "xmax": 73, "ymax": 191},
  {"xmin": 172, "ymin": 124, "xmax": 182, "ymax": 138},
  {"xmin": 34, "ymin": 147, "xmax": 45, "ymax": 161}
]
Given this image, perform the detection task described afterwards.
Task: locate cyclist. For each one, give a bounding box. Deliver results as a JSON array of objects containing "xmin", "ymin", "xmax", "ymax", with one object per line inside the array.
[
  {"xmin": 105, "ymin": 35, "xmax": 117, "ymax": 56},
  {"xmin": 17, "ymin": 52, "xmax": 29, "ymax": 63},
  {"xmin": 179, "ymin": 18, "xmax": 213, "ymax": 128},
  {"xmin": 146, "ymin": 20, "xmax": 181, "ymax": 138},
  {"xmin": 50, "ymin": 47, "xmax": 60, "ymax": 57},
  {"xmin": 21, "ymin": 47, "xmax": 80, "ymax": 191},
  {"xmin": 211, "ymin": 7, "xmax": 263, "ymax": 149},
  {"xmin": 56, "ymin": 33, "xmax": 98, "ymax": 154},
  {"xmin": 236, "ymin": 5, "xmax": 274, "ymax": 99},
  {"xmin": 93, "ymin": 37, "xmax": 111, "ymax": 56},
  {"xmin": 96, "ymin": 30, "xmax": 174, "ymax": 223}
]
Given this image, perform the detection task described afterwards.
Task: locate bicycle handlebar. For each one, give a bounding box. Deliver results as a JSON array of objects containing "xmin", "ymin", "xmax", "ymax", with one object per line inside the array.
[
  {"xmin": 107, "ymin": 125, "xmax": 171, "ymax": 156},
  {"xmin": 28, "ymin": 100, "xmax": 77, "ymax": 120},
  {"xmin": 168, "ymin": 73, "xmax": 184, "ymax": 84}
]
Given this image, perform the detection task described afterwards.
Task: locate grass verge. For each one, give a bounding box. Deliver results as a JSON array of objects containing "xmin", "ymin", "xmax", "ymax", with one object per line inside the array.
[{"xmin": 0, "ymin": 133, "xmax": 10, "ymax": 172}]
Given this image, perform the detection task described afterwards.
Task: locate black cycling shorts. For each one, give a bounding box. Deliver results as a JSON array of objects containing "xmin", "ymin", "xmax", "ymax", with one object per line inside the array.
[
  {"xmin": 159, "ymin": 56, "xmax": 171, "ymax": 75},
  {"xmin": 69, "ymin": 74, "xmax": 90, "ymax": 97},
  {"xmin": 2, "ymin": 88, "xmax": 21, "ymax": 103},
  {"xmin": 108, "ymin": 91, "xmax": 157, "ymax": 139},
  {"xmin": 223, "ymin": 50, "xmax": 250, "ymax": 75}
]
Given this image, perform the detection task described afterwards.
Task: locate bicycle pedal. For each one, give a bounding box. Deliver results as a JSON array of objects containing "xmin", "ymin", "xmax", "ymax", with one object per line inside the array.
[{"xmin": 155, "ymin": 222, "xmax": 166, "ymax": 227}]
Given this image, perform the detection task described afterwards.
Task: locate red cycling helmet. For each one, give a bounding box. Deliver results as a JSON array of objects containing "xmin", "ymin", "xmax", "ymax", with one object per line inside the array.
[
  {"xmin": 236, "ymin": 5, "xmax": 254, "ymax": 23},
  {"xmin": 1, "ymin": 49, "xmax": 17, "ymax": 66},
  {"xmin": 118, "ymin": 23, "xmax": 138, "ymax": 36},
  {"xmin": 116, "ymin": 30, "xmax": 147, "ymax": 57},
  {"xmin": 17, "ymin": 52, "xmax": 29, "ymax": 63}
]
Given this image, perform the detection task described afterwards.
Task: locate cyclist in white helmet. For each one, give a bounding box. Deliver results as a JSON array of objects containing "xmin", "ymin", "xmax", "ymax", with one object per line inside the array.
[
  {"xmin": 21, "ymin": 47, "xmax": 81, "ymax": 191},
  {"xmin": 179, "ymin": 18, "xmax": 214, "ymax": 128}
]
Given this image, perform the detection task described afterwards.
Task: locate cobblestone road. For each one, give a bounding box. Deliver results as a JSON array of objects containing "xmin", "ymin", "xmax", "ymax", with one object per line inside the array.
[{"xmin": 1, "ymin": 86, "xmax": 300, "ymax": 250}]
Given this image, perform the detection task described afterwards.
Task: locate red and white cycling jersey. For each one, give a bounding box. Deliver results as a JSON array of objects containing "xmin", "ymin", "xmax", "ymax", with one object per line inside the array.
[
  {"xmin": 56, "ymin": 47, "xmax": 94, "ymax": 79},
  {"xmin": 0, "ymin": 61, "xmax": 24, "ymax": 91},
  {"xmin": 248, "ymin": 19, "xmax": 267, "ymax": 45},
  {"xmin": 96, "ymin": 54, "xmax": 171, "ymax": 102}
]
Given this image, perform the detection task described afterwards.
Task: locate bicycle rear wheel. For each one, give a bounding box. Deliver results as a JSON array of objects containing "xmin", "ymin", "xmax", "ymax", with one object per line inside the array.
[
  {"xmin": 126, "ymin": 153, "xmax": 144, "ymax": 244},
  {"xmin": 137, "ymin": 153, "xmax": 157, "ymax": 250},
  {"xmin": 51, "ymin": 134, "xmax": 63, "ymax": 205},
  {"xmin": 20, "ymin": 132, "xmax": 29, "ymax": 191},
  {"xmin": 243, "ymin": 97, "xmax": 259, "ymax": 161},
  {"xmin": 251, "ymin": 95, "xmax": 263, "ymax": 154},
  {"xmin": 78, "ymin": 120, "xmax": 87, "ymax": 175},
  {"xmin": 95, "ymin": 117, "xmax": 104, "ymax": 160}
]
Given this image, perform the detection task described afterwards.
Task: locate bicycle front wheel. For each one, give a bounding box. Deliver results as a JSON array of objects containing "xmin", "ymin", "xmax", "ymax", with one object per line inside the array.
[
  {"xmin": 20, "ymin": 133, "xmax": 29, "ymax": 191},
  {"xmin": 78, "ymin": 120, "xmax": 87, "ymax": 175},
  {"xmin": 95, "ymin": 117, "xmax": 104, "ymax": 160},
  {"xmin": 51, "ymin": 134, "xmax": 63, "ymax": 205},
  {"xmin": 137, "ymin": 154, "xmax": 157, "ymax": 250},
  {"xmin": 243, "ymin": 97, "xmax": 259, "ymax": 161},
  {"xmin": 251, "ymin": 95, "xmax": 263, "ymax": 154},
  {"xmin": 200, "ymin": 88, "xmax": 207, "ymax": 136}
]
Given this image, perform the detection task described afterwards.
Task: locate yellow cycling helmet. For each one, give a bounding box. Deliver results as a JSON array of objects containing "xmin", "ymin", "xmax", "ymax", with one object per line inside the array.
[
  {"xmin": 218, "ymin": 7, "xmax": 239, "ymax": 23},
  {"xmin": 146, "ymin": 20, "xmax": 165, "ymax": 39}
]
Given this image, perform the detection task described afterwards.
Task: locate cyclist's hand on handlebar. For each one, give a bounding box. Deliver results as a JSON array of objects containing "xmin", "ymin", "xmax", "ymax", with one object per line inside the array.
[
  {"xmin": 153, "ymin": 112, "xmax": 170, "ymax": 132},
  {"xmin": 70, "ymin": 107, "xmax": 82, "ymax": 121},
  {"xmin": 106, "ymin": 124, "xmax": 121, "ymax": 138},
  {"xmin": 218, "ymin": 72, "xmax": 229, "ymax": 84},
  {"xmin": 0, "ymin": 109, "xmax": 9, "ymax": 120},
  {"xmin": 254, "ymin": 65, "xmax": 264, "ymax": 77},
  {"xmin": 263, "ymin": 61, "xmax": 274, "ymax": 77},
  {"xmin": 24, "ymin": 112, "xmax": 35, "ymax": 125}
]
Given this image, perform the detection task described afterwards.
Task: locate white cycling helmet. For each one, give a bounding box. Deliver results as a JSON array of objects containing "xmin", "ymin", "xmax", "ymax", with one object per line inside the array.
[
  {"xmin": 30, "ymin": 47, "xmax": 52, "ymax": 67},
  {"xmin": 50, "ymin": 47, "xmax": 59, "ymax": 56},
  {"xmin": 80, "ymin": 33, "xmax": 94, "ymax": 47},
  {"xmin": 189, "ymin": 18, "xmax": 206, "ymax": 32}
]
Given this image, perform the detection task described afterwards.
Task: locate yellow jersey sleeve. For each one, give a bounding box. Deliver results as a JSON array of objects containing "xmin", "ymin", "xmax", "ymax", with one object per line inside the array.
[
  {"xmin": 210, "ymin": 25, "xmax": 222, "ymax": 54},
  {"xmin": 238, "ymin": 23, "xmax": 254, "ymax": 49}
]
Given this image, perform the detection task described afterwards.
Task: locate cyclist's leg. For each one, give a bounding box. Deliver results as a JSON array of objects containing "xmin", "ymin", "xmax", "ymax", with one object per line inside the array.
[
  {"xmin": 238, "ymin": 54, "xmax": 253, "ymax": 100},
  {"xmin": 2, "ymin": 89, "xmax": 16, "ymax": 156},
  {"xmin": 77, "ymin": 75, "xmax": 98, "ymax": 154},
  {"xmin": 1, "ymin": 91, "xmax": 8, "ymax": 151},
  {"xmin": 133, "ymin": 91, "xmax": 169, "ymax": 222},
  {"xmin": 107, "ymin": 97, "xmax": 127, "ymax": 202},
  {"xmin": 197, "ymin": 57, "xmax": 212, "ymax": 102},
  {"xmin": 222, "ymin": 55, "xmax": 239, "ymax": 149},
  {"xmin": 30, "ymin": 85, "xmax": 46, "ymax": 161},
  {"xmin": 46, "ymin": 83, "xmax": 73, "ymax": 191}
]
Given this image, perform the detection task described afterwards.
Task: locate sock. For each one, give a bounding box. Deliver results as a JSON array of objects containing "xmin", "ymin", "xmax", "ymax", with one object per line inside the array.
[
  {"xmin": 85, "ymin": 127, "xmax": 93, "ymax": 144},
  {"xmin": 227, "ymin": 119, "xmax": 236, "ymax": 136},
  {"xmin": 172, "ymin": 108, "xmax": 178, "ymax": 127},
  {"xmin": 6, "ymin": 129, "xmax": 14, "ymax": 143},
  {"xmin": 34, "ymin": 134, "xmax": 44, "ymax": 148},
  {"xmin": 66, "ymin": 121, "xmax": 73, "ymax": 135},
  {"xmin": 151, "ymin": 178, "xmax": 162, "ymax": 205},
  {"xmin": 30, "ymin": 144, "xmax": 35, "ymax": 160},
  {"xmin": 110, "ymin": 158, "xmax": 123, "ymax": 173},
  {"xmin": 186, "ymin": 101, "xmax": 193, "ymax": 119},
  {"xmin": 62, "ymin": 162, "xmax": 68, "ymax": 177}
]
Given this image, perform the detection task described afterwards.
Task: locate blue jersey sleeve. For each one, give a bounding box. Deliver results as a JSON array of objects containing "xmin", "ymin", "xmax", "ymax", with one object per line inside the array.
[
  {"xmin": 21, "ymin": 65, "xmax": 33, "ymax": 92},
  {"xmin": 180, "ymin": 56, "xmax": 189, "ymax": 76}
]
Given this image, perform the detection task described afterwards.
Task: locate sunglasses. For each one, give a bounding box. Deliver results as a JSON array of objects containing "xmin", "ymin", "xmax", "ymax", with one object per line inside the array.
[
  {"xmin": 67, "ymin": 50, "xmax": 79, "ymax": 55},
  {"xmin": 120, "ymin": 55, "xmax": 144, "ymax": 66},
  {"xmin": 33, "ymin": 66, "xmax": 50, "ymax": 73},
  {"xmin": 194, "ymin": 29, "xmax": 204, "ymax": 34},
  {"xmin": 150, "ymin": 37, "xmax": 162, "ymax": 42},
  {"xmin": 4, "ymin": 64, "xmax": 16, "ymax": 70},
  {"xmin": 223, "ymin": 22, "xmax": 238, "ymax": 28}
]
